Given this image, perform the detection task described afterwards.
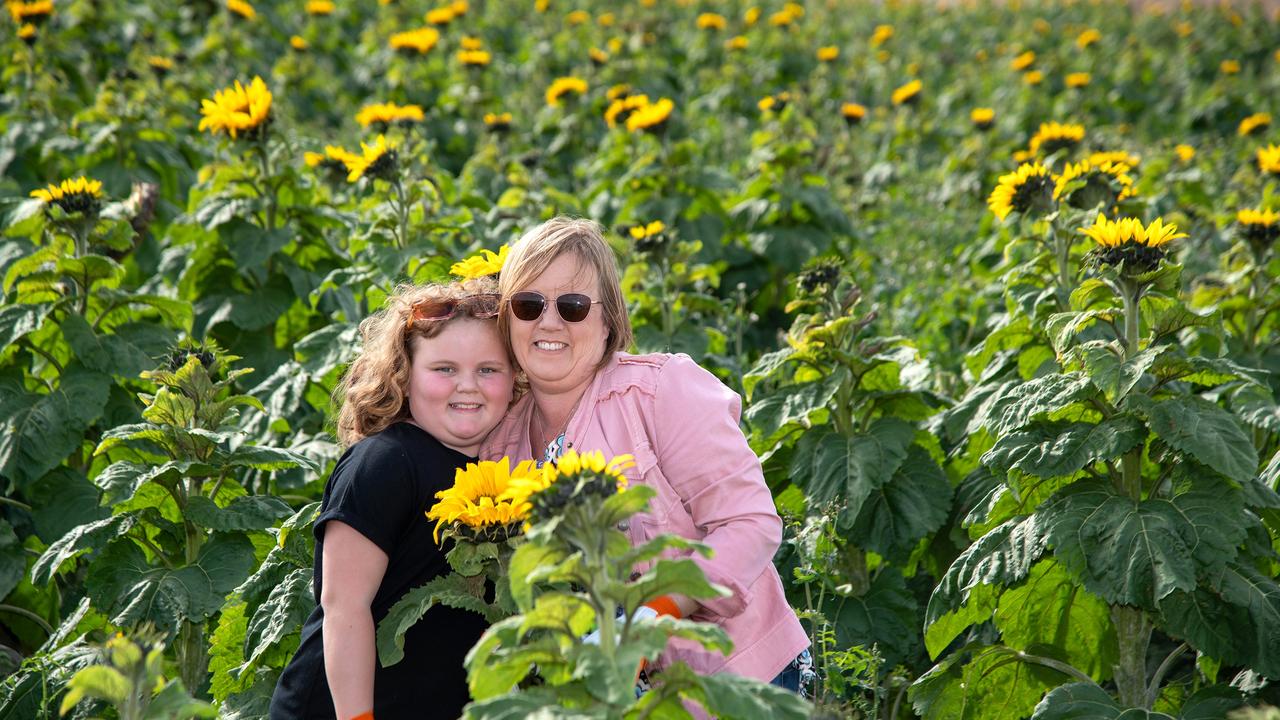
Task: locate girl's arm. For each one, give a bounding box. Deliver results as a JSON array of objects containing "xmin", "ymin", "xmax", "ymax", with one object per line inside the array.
[{"xmin": 321, "ymin": 521, "xmax": 390, "ymax": 719}]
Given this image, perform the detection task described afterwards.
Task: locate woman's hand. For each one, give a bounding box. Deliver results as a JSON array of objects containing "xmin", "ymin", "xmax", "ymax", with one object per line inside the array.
[{"xmin": 321, "ymin": 521, "xmax": 389, "ymax": 719}]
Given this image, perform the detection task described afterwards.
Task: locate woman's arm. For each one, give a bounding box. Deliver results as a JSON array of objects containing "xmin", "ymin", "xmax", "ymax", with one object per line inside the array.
[{"xmin": 321, "ymin": 521, "xmax": 390, "ymax": 719}]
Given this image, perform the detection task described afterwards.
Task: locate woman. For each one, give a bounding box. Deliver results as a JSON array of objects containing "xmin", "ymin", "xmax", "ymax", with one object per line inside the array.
[
  {"xmin": 271, "ymin": 280, "xmax": 515, "ymax": 720},
  {"xmin": 481, "ymin": 217, "xmax": 809, "ymax": 688}
]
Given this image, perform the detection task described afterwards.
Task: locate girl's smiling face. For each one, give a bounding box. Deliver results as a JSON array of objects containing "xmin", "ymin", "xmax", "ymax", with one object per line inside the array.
[{"xmin": 407, "ymin": 318, "xmax": 513, "ymax": 455}]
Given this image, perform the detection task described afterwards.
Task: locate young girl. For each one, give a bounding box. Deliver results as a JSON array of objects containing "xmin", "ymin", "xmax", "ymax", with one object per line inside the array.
[{"xmin": 270, "ymin": 279, "xmax": 515, "ymax": 720}]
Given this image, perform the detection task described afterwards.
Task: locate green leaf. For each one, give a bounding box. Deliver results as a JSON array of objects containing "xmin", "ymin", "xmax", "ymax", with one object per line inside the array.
[
  {"xmin": 1077, "ymin": 344, "xmax": 1164, "ymax": 404},
  {"xmin": 995, "ymin": 560, "xmax": 1117, "ymax": 681},
  {"xmin": 0, "ymin": 521, "xmax": 23, "ymax": 600},
  {"xmin": 59, "ymin": 665, "xmax": 130, "ymax": 714},
  {"xmin": 0, "ymin": 302, "xmax": 50, "ymax": 350},
  {"xmin": 789, "ymin": 418, "xmax": 915, "ymax": 527},
  {"xmin": 185, "ymin": 495, "xmax": 293, "ymax": 532},
  {"xmin": 61, "ymin": 314, "xmax": 154, "ymax": 378},
  {"xmin": 1141, "ymin": 396, "xmax": 1258, "ymax": 484},
  {"xmin": 622, "ymin": 558, "xmax": 730, "ymax": 610},
  {"xmin": 848, "ymin": 444, "xmax": 951, "ymax": 561},
  {"xmin": 976, "ymin": 373, "xmax": 1093, "ymax": 437},
  {"xmin": 507, "ymin": 542, "xmax": 568, "ymax": 610},
  {"xmin": 377, "ymin": 574, "xmax": 488, "ymax": 667},
  {"xmin": 981, "ymin": 416, "xmax": 1146, "ymax": 478},
  {"xmin": 742, "ymin": 347, "xmax": 797, "ymax": 398},
  {"xmin": 220, "ymin": 218, "xmax": 292, "ymax": 269},
  {"xmin": 141, "ymin": 680, "xmax": 217, "ymax": 719},
  {"xmin": 32, "ymin": 513, "xmax": 136, "ymax": 585},
  {"xmin": 1215, "ymin": 562, "xmax": 1280, "ymax": 677},
  {"xmin": 0, "ymin": 364, "xmax": 111, "ymax": 486},
  {"xmin": 86, "ymin": 533, "xmax": 256, "ymax": 631},
  {"xmin": 1043, "ymin": 479, "xmax": 1245, "ymax": 609},
  {"xmin": 691, "ymin": 665, "xmax": 812, "ymax": 720},
  {"xmin": 1030, "ymin": 682, "xmax": 1171, "ymax": 719},
  {"xmin": 209, "ymin": 600, "xmax": 251, "ymax": 701},
  {"xmin": 912, "ymin": 645, "xmax": 1069, "ymax": 720},
  {"xmin": 830, "ymin": 569, "xmax": 920, "ymax": 670},
  {"xmin": 1178, "ymin": 685, "xmax": 1243, "ymax": 719},
  {"xmin": 744, "ymin": 369, "xmax": 848, "ymax": 438},
  {"xmin": 1046, "ymin": 310, "xmax": 1120, "ymax": 354},
  {"xmin": 243, "ymin": 567, "xmax": 314, "ymax": 669}
]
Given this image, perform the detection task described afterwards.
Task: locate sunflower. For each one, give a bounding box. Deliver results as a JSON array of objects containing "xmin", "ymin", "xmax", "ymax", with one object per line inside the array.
[
  {"xmin": 726, "ymin": 35, "xmax": 749, "ymax": 50},
  {"xmin": 500, "ymin": 450, "xmax": 633, "ymax": 524},
  {"xmin": 198, "ymin": 76, "xmax": 272, "ymax": 140},
  {"xmin": 290, "ymin": 35, "xmax": 309, "ymax": 50},
  {"xmin": 870, "ymin": 24, "xmax": 893, "ymax": 47},
  {"xmin": 987, "ymin": 162, "xmax": 1055, "ymax": 220},
  {"xmin": 1220, "ymin": 59, "xmax": 1240, "ymax": 75},
  {"xmin": 588, "ymin": 47, "xmax": 608, "ymax": 66},
  {"xmin": 1076, "ymin": 28, "xmax": 1101, "ymax": 48},
  {"xmin": 758, "ymin": 91, "xmax": 791, "ymax": 113},
  {"xmin": 971, "ymin": 107, "xmax": 995, "ymax": 130},
  {"xmin": 1065, "ymin": 72, "xmax": 1091, "ymax": 88},
  {"xmin": 451, "ymin": 244, "xmax": 509, "ymax": 278},
  {"xmin": 1080, "ymin": 213, "xmax": 1185, "ymax": 272},
  {"xmin": 1087, "ymin": 150, "xmax": 1141, "ymax": 167},
  {"xmin": 342, "ymin": 135, "xmax": 397, "ymax": 182},
  {"xmin": 483, "ymin": 111, "xmax": 512, "ymax": 132},
  {"xmin": 1027, "ymin": 121, "xmax": 1085, "ymax": 157},
  {"xmin": 458, "ymin": 49, "xmax": 492, "ymax": 66},
  {"xmin": 389, "ymin": 27, "xmax": 441, "ymax": 54},
  {"xmin": 606, "ymin": 83, "xmax": 632, "ymax": 101},
  {"xmin": 744, "ymin": 7, "xmax": 761, "ymax": 26},
  {"xmin": 817, "ymin": 46, "xmax": 839, "ymax": 62},
  {"xmin": 425, "ymin": 6, "xmax": 455, "ymax": 25},
  {"xmin": 545, "ymin": 76, "xmax": 588, "ymax": 106},
  {"xmin": 30, "ymin": 177, "xmax": 105, "ymax": 216},
  {"xmin": 891, "ymin": 79, "xmax": 922, "ymax": 106},
  {"xmin": 1023, "ymin": 70, "xmax": 1044, "ymax": 86},
  {"xmin": 768, "ymin": 8, "xmax": 797, "ymax": 26},
  {"xmin": 1237, "ymin": 208, "xmax": 1280, "ymax": 256},
  {"xmin": 628, "ymin": 220, "xmax": 667, "ymax": 255},
  {"xmin": 305, "ymin": 0, "xmax": 334, "ymax": 15},
  {"xmin": 355, "ymin": 102, "xmax": 425, "ymax": 128},
  {"xmin": 626, "ymin": 97, "xmax": 673, "ymax": 133},
  {"xmin": 566, "ymin": 9, "xmax": 589, "ymax": 25},
  {"xmin": 17, "ymin": 23, "xmax": 35, "ymax": 44},
  {"xmin": 605, "ymin": 93, "xmax": 649, "ymax": 128},
  {"xmin": 1054, "ymin": 158, "xmax": 1135, "ymax": 209},
  {"xmin": 227, "ymin": 0, "xmax": 255, "ymax": 20},
  {"xmin": 7, "ymin": 1, "xmax": 52, "ymax": 24},
  {"xmin": 1257, "ymin": 144, "xmax": 1280, "ymax": 174},
  {"xmin": 1010, "ymin": 50, "xmax": 1036, "ymax": 71},
  {"xmin": 1238, "ymin": 113, "xmax": 1271, "ymax": 137},
  {"xmin": 1175, "ymin": 144, "xmax": 1196, "ymax": 163},
  {"xmin": 147, "ymin": 56, "xmax": 173, "ymax": 78},
  {"xmin": 1174, "ymin": 21, "xmax": 1192, "ymax": 37},
  {"xmin": 842, "ymin": 102, "xmax": 867, "ymax": 126},
  {"xmin": 427, "ymin": 458, "xmax": 539, "ymax": 543},
  {"xmin": 696, "ymin": 12, "xmax": 726, "ymax": 30},
  {"xmin": 598, "ymin": 12, "xmax": 615, "ymax": 26},
  {"xmin": 460, "ymin": 36, "xmax": 483, "ymax": 50},
  {"xmin": 451, "ymin": 0, "xmax": 468, "ymax": 14}
]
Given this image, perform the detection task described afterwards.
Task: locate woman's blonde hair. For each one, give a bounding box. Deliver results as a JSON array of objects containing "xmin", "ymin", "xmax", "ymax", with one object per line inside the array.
[
  {"xmin": 497, "ymin": 217, "xmax": 633, "ymax": 366},
  {"xmin": 334, "ymin": 277, "xmax": 502, "ymax": 447}
]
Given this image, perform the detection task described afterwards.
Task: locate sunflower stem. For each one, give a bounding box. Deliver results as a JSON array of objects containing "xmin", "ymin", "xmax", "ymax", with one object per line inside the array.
[
  {"xmin": 393, "ymin": 176, "xmax": 410, "ymax": 250},
  {"xmin": 256, "ymin": 140, "xmax": 277, "ymax": 231}
]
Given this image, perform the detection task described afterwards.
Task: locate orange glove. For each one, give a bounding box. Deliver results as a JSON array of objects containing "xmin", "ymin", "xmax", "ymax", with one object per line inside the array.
[
  {"xmin": 350, "ymin": 713, "xmax": 374, "ymax": 720},
  {"xmin": 636, "ymin": 596, "xmax": 684, "ymax": 680}
]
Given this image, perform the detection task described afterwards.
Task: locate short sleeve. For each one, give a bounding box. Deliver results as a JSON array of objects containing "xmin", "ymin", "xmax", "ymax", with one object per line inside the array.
[{"xmin": 314, "ymin": 436, "xmax": 418, "ymax": 557}]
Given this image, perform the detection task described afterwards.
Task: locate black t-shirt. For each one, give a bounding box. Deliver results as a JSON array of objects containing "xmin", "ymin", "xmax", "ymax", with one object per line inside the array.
[{"xmin": 270, "ymin": 423, "xmax": 489, "ymax": 720}]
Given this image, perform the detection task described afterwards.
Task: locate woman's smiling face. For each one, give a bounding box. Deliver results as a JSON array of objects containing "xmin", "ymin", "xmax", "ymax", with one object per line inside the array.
[{"xmin": 508, "ymin": 252, "xmax": 609, "ymax": 398}]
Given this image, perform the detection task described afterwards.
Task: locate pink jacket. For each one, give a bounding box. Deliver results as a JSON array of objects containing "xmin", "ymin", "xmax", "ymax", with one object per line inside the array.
[{"xmin": 481, "ymin": 352, "xmax": 809, "ymax": 681}]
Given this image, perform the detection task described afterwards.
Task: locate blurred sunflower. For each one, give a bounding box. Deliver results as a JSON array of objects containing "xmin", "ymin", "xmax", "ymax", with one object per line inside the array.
[
  {"xmin": 1076, "ymin": 28, "xmax": 1100, "ymax": 48},
  {"xmin": 1028, "ymin": 121, "xmax": 1084, "ymax": 156},
  {"xmin": 1220, "ymin": 59, "xmax": 1240, "ymax": 75},
  {"xmin": 1257, "ymin": 144, "xmax": 1280, "ymax": 174},
  {"xmin": 870, "ymin": 24, "xmax": 893, "ymax": 47},
  {"xmin": 305, "ymin": 0, "xmax": 334, "ymax": 15},
  {"xmin": 1237, "ymin": 208, "xmax": 1279, "ymax": 256},
  {"xmin": 588, "ymin": 47, "xmax": 608, "ymax": 66},
  {"xmin": 17, "ymin": 23, "xmax": 35, "ymax": 44},
  {"xmin": 30, "ymin": 176, "xmax": 104, "ymax": 216},
  {"xmin": 147, "ymin": 56, "xmax": 174, "ymax": 78},
  {"xmin": 842, "ymin": 102, "xmax": 867, "ymax": 126},
  {"xmin": 758, "ymin": 91, "xmax": 791, "ymax": 113},
  {"xmin": 428, "ymin": 458, "xmax": 539, "ymax": 543},
  {"xmin": 1175, "ymin": 144, "xmax": 1196, "ymax": 163},
  {"xmin": 425, "ymin": 6, "xmax": 455, "ymax": 25},
  {"xmin": 355, "ymin": 102, "xmax": 424, "ymax": 128},
  {"xmin": 696, "ymin": 12, "xmax": 726, "ymax": 30},
  {"xmin": 1054, "ymin": 158, "xmax": 1135, "ymax": 209},
  {"xmin": 304, "ymin": 145, "xmax": 359, "ymax": 181},
  {"xmin": 1023, "ymin": 70, "xmax": 1044, "ymax": 85},
  {"xmin": 988, "ymin": 162, "xmax": 1055, "ymax": 220},
  {"xmin": 343, "ymin": 135, "xmax": 397, "ymax": 182},
  {"xmin": 7, "ymin": 0, "xmax": 51, "ymax": 24},
  {"xmin": 598, "ymin": 12, "xmax": 615, "ymax": 26},
  {"xmin": 626, "ymin": 97, "xmax": 673, "ymax": 133},
  {"xmin": 451, "ymin": 0, "xmax": 468, "ymax": 15},
  {"xmin": 1080, "ymin": 214, "xmax": 1184, "ymax": 272},
  {"xmin": 566, "ymin": 9, "xmax": 589, "ymax": 25},
  {"xmin": 891, "ymin": 79, "xmax": 922, "ymax": 106},
  {"xmin": 1011, "ymin": 50, "xmax": 1036, "ymax": 71},
  {"xmin": 606, "ymin": 83, "xmax": 632, "ymax": 101},
  {"xmin": 390, "ymin": 27, "xmax": 440, "ymax": 54},
  {"xmin": 1088, "ymin": 150, "xmax": 1140, "ymax": 167},
  {"xmin": 1065, "ymin": 72, "xmax": 1091, "ymax": 88},
  {"xmin": 198, "ymin": 76, "xmax": 272, "ymax": 140},
  {"xmin": 459, "ymin": 49, "xmax": 492, "ymax": 66},
  {"xmin": 227, "ymin": 0, "xmax": 255, "ymax": 20},
  {"xmin": 744, "ymin": 6, "xmax": 760, "ymax": 26},
  {"xmin": 971, "ymin": 107, "xmax": 995, "ymax": 130},
  {"xmin": 483, "ymin": 112, "xmax": 512, "ymax": 132},
  {"xmin": 605, "ymin": 93, "xmax": 649, "ymax": 127},
  {"xmin": 629, "ymin": 220, "xmax": 668, "ymax": 255},
  {"xmin": 460, "ymin": 36, "xmax": 483, "ymax": 50},
  {"xmin": 1238, "ymin": 113, "xmax": 1271, "ymax": 137},
  {"xmin": 817, "ymin": 46, "xmax": 839, "ymax": 62},
  {"xmin": 545, "ymin": 76, "xmax": 587, "ymax": 106},
  {"xmin": 451, "ymin": 244, "xmax": 509, "ymax": 279},
  {"xmin": 290, "ymin": 36, "xmax": 309, "ymax": 50},
  {"xmin": 726, "ymin": 35, "xmax": 749, "ymax": 50}
]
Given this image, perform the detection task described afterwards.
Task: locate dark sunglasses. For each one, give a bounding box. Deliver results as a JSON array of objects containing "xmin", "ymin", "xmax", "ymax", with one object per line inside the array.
[
  {"xmin": 406, "ymin": 293, "xmax": 500, "ymax": 330},
  {"xmin": 508, "ymin": 291, "xmax": 602, "ymax": 323}
]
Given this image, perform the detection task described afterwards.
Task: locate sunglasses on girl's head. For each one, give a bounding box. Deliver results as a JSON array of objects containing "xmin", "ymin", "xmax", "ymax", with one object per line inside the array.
[
  {"xmin": 508, "ymin": 291, "xmax": 602, "ymax": 323},
  {"xmin": 405, "ymin": 293, "xmax": 500, "ymax": 330}
]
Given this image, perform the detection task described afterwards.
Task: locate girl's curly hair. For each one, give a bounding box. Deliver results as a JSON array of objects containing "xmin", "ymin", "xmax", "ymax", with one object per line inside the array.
[{"xmin": 334, "ymin": 277, "xmax": 504, "ymax": 447}]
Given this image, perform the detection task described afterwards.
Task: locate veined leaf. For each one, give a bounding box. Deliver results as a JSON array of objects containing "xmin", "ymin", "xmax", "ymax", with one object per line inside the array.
[
  {"xmin": 1139, "ymin": 396, "xmax": 1258, "ymax": 484},
  {"xmin": 377, "ymin": 573, "xmax": 489, "ymax": 667},
  {"xmin": 1077, "ymin": 343, "xmax": 1165, "ymax": 404},
  {"xmin": 848, "ymin": 444, "xmax": 951, "ymax": 561},
  {"xmin": 1030, "ymin": 682, "xmax": 1172, "ymax": 719},
  {"xmin": 743, "ymin": 368, "xmax": 848, "ymax": 438},
  {"xmin": 981, "ymin": 415, "xmax": 1146, "ymax": 478},
  {"xmin": 1043, "ymin": 479, "xmax": 1245, "ymax": 609},
  {"xmin": 0, "ymin": 521, "xmax": 22, "ymax": 601},
  {"xmin": 32, "ymin": 513, "xmax": 137, "ymax": 585},
  {"xmin": 1046, "ymin": 309, "xmax": 1119, "ymax": 354},
  {"xmin": 0, "ymin": 302, "xmax": 50, "ymax": 350},
  {"xmin": 243, "ymin": 568, "xmax": 313, "ymax": 670},
  {"xmin": 975, "ymin": 373, "xmax": 1093, "ymax": 437},
  {"xmin": 61, "ymin": 314, "xmax": 153, "ymax": 378},
  {"xmin": 0, "ymin": 364, "xmax": 111, "ymax": 487},
  {"xmin": 830, "ymin": 569, "xmax": 920, "ymax": 670},
  {"xmin": 995, "ymin": 560, "xmax": 1117, "ymax": 681},
  {"xmin": 789, "ymin": 418, "xmax": 915, "ymax": 528},
  {"xmin": 186, "ymin": 495, "xmax": 293, "ymax": 532},
  {"xmin": 688, "ymin": 665, "xmax": 812, "ymax": 720},
  {"xmin": 912, "ymin": 644, "xmax": 1068, "ymax": 720}
]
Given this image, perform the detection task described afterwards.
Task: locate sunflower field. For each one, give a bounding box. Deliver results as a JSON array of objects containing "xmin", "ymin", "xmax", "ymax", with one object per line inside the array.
[{"xmin": 2, "ymin": 0, "xmax": 1280, "ymax": 717}]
